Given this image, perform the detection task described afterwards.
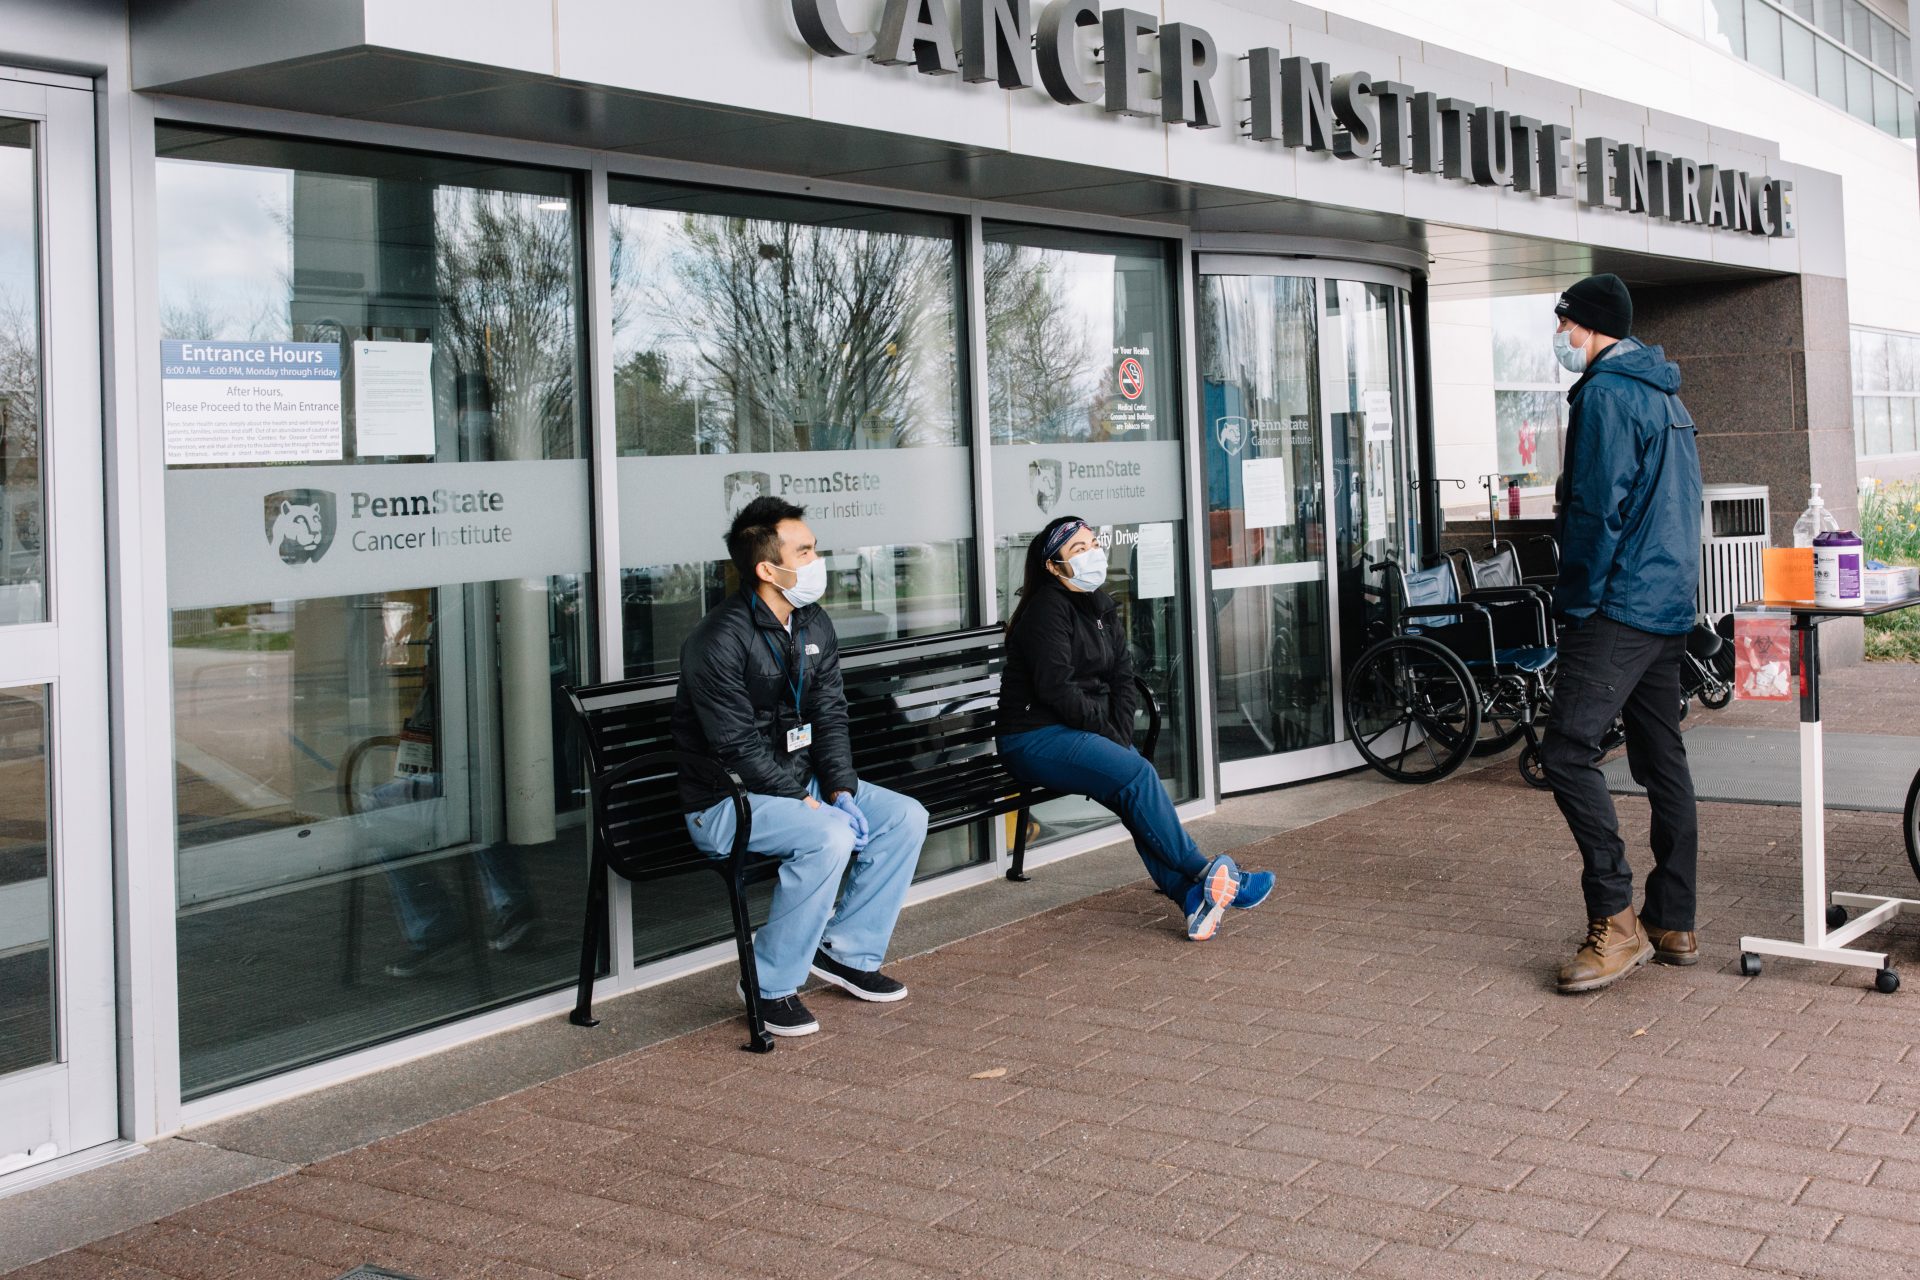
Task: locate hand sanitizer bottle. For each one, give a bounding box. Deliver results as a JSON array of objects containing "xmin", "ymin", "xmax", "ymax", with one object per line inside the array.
[{"xmin": 1792, "ymin": 484, "xmax": 1838, "ymax": 548}]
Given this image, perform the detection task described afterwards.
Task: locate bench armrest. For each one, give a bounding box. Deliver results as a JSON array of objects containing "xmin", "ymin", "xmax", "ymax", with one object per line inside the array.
[{"xmin": 591, "ymin": 749, "xmax": 754, "ymax": 866}]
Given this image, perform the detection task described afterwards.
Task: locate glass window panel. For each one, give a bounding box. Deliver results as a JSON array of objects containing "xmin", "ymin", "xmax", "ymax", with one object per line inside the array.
[
  {"xmin": 1871, "ymin": 13, "xmax": 1895, "ymax": 67},
  {"xmin": 1866, "ymin": 396, "xmax": 1893, "ymax": 454},
  {"xmin": 1659, "ymin": 0, "xmax": 1705, "ymax": 36},
  {"xmin": 1784, "ymin": 19, "xmax": 1819, "ymax": 90},
  {"xmin": 1816, "ymin": 0, "xmax": 1847, "ymax": 37},
  {"xmin": 1858, "ymin": 329, "xmax": 1890, "ymax": 391},
  {"xmin": 157, "ymin": 128, "xmax": 595, "ymax": 1098},
  {"xmin": 987, "ymin": 223, "xmax": 1197, "ymax": 839},
  {"xmin": 1708, "ymin": 0, "xmax": 1747, "ymax": 53},
  {"xmin": 606, "ymin": 181, "xmax": 983, "ymax": 951},
  {"xmin": 1898, "ymin": 88, "xmax": 1915, "ymax": 137},
  {"xmin": 1891, "ymin": 334, "xmax": 1918, "ymax": 392},
  {"xmin": 1848, "ymin": 53, "xmax": 1876, "ymax": 118},
  {"xmin": 1875, "ymin": 70, "xmax": 1900, "ymax": 129},
  {"xmin": 1845, "ymin": 0, "xmax": 1872, "ymax": 53},
  {"xmin": 1495, "ymin": 390, "xmax": 1571, "ymax": 490},
  {"xmin": 1818, "ymin": 37, "xmax": 1850, "ymax": 105},
  {"xmin": 1892, "ymin": 398, "xmax": 1918, "ymax": 453},
  {"xmin": 1856, "ymin": 396, "xmax": 1868, "ymax": 456},
  {"xmin": 1746, "ymin": 0, "xmax": 1785, "ymax": 74},
  {"xmin": 1898, "ymin": 32, "xmax": 1912, "ymax": 84},
  {"xmin": 0, "ymin": 685, "xmax": 50, "ymax": 1078},
  {"xmin": 0, "ymin": 122, "xmax": 45, "ymax": 625},
  {"xmin": 1490, "ymin": 294, "xmax": 1568, "ymax": 387}
]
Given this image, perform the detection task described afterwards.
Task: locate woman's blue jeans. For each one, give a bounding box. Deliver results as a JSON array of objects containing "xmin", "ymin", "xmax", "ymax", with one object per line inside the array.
[{"xmin": 998, "ymin": 724, "xmax": 1206, "ymax": 903}]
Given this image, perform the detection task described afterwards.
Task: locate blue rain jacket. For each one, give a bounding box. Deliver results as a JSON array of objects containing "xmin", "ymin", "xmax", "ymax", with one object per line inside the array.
[{"xmin": 1552, "ymin": 337, "xmax": 1703, "ymax": 636}]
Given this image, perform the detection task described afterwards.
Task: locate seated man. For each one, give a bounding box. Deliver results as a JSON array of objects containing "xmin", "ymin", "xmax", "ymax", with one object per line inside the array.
[{"xmin": 674, "ymin": 496, "xmax": 929, "ymax": 1037}]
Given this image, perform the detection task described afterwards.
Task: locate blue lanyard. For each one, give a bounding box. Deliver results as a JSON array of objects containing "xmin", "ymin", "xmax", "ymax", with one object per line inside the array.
[{"xmin": 755, "ymin": 605, "xmax": 807, "ymax": 714}]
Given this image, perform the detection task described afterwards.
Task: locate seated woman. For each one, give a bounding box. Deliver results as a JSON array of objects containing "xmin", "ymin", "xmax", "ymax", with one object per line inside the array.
[{"xmin": 998, "ymin": 514, "xmax": 1273, "ymax": 941}]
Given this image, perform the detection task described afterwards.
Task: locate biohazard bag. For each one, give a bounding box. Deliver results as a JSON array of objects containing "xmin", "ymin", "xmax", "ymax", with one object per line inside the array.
[{"xmin": 1733, "ymin": 608, "xmax": 1792, "ymax": 702}]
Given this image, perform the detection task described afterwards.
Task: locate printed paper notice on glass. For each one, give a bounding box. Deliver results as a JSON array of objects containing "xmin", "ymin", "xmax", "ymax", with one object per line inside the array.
[
  {"xmin": 353, "ymin": 341, "xmax": 436, "ymax": 457},
  {"xmin": 1364, "ymin": 389, "xmax": 1394, "ymax": 440},
  {"xmin": 162, "ymin": 340, "xmax": 342, "ymax": 466},
  {"xmin": 1241, "ymin": 456, "xmax": 1293, "ymax": 529},
  {"xmin": 1134, "ymin": 522, "xmax": 1176, "ymax": 599}
]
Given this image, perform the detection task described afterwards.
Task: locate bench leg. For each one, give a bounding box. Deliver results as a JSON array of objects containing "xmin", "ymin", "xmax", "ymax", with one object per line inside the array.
[
  {"xmin": 1007, "ymin": 806, "xmax": 1032, "ymax": 883},
  {"xmin": 724, "ymin": 866, "xmax": 774, "ymax": 1054},
  {"xmin": 569, "ymin": 844, "xmax": 607, "ymax": 1028}
]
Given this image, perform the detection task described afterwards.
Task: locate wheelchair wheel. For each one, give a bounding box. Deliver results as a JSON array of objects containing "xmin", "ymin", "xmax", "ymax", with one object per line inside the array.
[
  {"xmin": 1471, "ymin": 711, "xmax": 1528, "ymax": 756},
  {"xmin": 1518, "ymin": 742, "xmax": 1552, "ymax": 790},
  {"xmin": 1701, "ymin": 684, "xmax": 1733, "ymax": 711},
  {"xmin": 1345, "ymin": 634, "xmax": 1480, "ymax": 784},
  {"xmin": 1904, "ymin": 768, "xmax": 1920, "ymax": 887}
]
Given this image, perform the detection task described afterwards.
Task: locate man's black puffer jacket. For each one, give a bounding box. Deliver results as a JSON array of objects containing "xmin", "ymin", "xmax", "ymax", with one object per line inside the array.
[
  {"xmin": 998, "ymin": 580, "xmax": 1138, "ymax": 747},
  {"xmin": 672, "ymin": 591, "xmax": 856, "ymax": 812}
]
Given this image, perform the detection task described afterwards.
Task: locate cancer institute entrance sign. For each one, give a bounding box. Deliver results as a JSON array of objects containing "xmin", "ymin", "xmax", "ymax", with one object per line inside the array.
[{"xmin": 791, "ymin": 0, "xmax": 1797, "ymax": 239}]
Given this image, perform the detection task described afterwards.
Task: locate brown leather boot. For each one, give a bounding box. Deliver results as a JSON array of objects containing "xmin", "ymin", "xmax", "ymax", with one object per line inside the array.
[
  {"xmin": 1642, "ymin": 921, "xmax": 1699, "ymax": 966},
  {"xmin": 1557, "ymin": 908, "xmax": 1654, "ymax": 993}
]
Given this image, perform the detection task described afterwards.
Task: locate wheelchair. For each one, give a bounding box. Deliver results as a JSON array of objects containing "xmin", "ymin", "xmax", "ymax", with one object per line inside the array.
[{"xmin": 1344, "ymin": 558, "xmax": 1557, "ymax": 784}]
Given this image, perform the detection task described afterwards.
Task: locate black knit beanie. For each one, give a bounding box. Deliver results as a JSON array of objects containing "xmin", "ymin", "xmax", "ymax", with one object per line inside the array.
[{"xmin": 1554, "ymin": 274, "xmax": 1633, "ymax": 339}]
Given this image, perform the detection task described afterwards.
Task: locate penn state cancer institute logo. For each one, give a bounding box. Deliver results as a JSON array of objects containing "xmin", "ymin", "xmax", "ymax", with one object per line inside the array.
[
  {"xmin": 264, "ymin": 489, "xmax": 337, "ymax": 565},
  {"xmin": 1028, "ymin": 458, "xmax": 1062, "ymax": 515},
  {"xmin": 724, "ymin": 470, "xmax": 773, "ymax": 520},
  {"xmin": 1216, "ymin": 415, "xmax": 1248, "ymax": 457}
]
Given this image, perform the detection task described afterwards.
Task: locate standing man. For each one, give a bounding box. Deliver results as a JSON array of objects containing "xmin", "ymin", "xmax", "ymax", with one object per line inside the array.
[
  {"xmin": 1538, "ymin": 274, "xmax": 1703, "ymax": 994},
  {"xmin": 675, "ymin": 496, "xmax": 929, "ymax": 1036}
]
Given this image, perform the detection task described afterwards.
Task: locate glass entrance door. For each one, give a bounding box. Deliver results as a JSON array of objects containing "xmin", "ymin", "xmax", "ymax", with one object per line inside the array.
[
  {"xmin": 0, "ymin": 77, "xmax": 116, "ymax": 1179},
  {"xmin": 1199, "ymin": 258, "xmax": 1416, "ymax": 793}
]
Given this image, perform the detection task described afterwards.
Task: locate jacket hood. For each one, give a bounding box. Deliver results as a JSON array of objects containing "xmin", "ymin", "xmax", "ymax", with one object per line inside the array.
[{"xmin": 1571, "ymin": 336, "xmax": 1682, "ymax": 399}]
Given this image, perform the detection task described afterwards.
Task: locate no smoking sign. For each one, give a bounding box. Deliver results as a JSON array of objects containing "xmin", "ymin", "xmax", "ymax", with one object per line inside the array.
[{"xmin": 1117, "ymin": 357, "xmax": 1146, "ymax": 401}]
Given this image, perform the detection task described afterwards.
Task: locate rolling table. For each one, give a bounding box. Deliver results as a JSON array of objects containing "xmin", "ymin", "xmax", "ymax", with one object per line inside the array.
[{"xmin": 1737, "ymin": 594, "xmax": 1920, "ymax": 993}]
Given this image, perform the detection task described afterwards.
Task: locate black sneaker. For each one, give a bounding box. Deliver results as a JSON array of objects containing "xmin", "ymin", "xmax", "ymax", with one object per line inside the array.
[
  {"xmin": 735, "ymin": 983, "xmax": 820, "ymax": 1037},
  {"xmin": 809, "ymin": 949, "xmax": 908, "ymax": 1003}
]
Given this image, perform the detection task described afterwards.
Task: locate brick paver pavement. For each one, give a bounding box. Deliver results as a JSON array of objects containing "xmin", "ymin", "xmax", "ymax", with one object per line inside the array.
[{"xmin": 15, "ymin": 670, "xmax": 1920, "ymax": 1280}]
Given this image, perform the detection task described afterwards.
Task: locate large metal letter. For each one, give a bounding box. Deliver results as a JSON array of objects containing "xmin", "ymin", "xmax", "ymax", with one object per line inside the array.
[
  {"xmin": 1769, "ymin": 177, "xmax": 1796, "ymax": 238},
  {"xmin": 792, "ymin": 0, "xmax": 874, "ymax": 56},
  {"xmin": 1535, "ymin": 123, "xmax": 1574, "ymax": 198},
  {"xmin": 1248, "ymin": 47, "xmax": 1285, "ymax": 141},
  {"xmin": 1584, "ymin": 136, "xmax": 1622, "ymax": 208},
  {"xmin": 1160, "ymin": 21, "xmax": 1221, "ymax": 128},
  {"xmin": 1438, "ymin": 98, "xmax": 1474, "ymax": 181},
  {"xmin": 1745, "ymin": 173, "xmax": 1776, "ymax": 236},
  {"xmin": 1644, "ymin": 150, "xmax": 1674, "ymax": 219},
  {"xmin": 1675, "ymin": 157, "xmax": 1703, "ymax": 222},
  {"xmin": 1702, "ymin": 164, "xmax": 1729, "ymax": 226},
  {"xmin": 1410, "ymin": 91, "xmax": 1443, "ymax": 173},
  {"xmin": 1508, "ymin": 115, "xmax": 1541, "ymax": 192},
  {"xmin": 962, "ymin": 0, "xmax": 1033, "ymax": 88},
  {"xmin": 1036, "ymin": 0, "xmax": 1101, "ymax": 105},
  {"xmin": 1373, "ymin": 81, "xmax": 1414, "ymax": 169},
  {"xmin": 1721, "ymin": 168, "xmax": 1752, "ymax": 232},
  {"xmin": 1331, "ymin": 71, "xmax": 1377, "ymax": 159},
  {"xmin": 1102, "ymin": 9, "xmax": 1158, "ymax": 117},
  {"xmin": 1281, "ymin": 56, "xmax": 1336, "ymax": 151},
  {"xmin": 1614, "ymin": 142, "xmax": 1648, "ymax": 214},
  {"xmin": 1469, "ymin": 106, "xmax": 1512, "ymax": 186},
  {"xmin": 872, "ymin": 0, "xmax": 959, "ymax": 74}
]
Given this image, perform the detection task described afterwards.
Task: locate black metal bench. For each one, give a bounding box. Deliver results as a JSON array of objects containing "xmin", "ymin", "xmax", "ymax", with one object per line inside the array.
[{"xmin": 560, "ymin": 624, "xmax": 1160, "ymax": 1051}]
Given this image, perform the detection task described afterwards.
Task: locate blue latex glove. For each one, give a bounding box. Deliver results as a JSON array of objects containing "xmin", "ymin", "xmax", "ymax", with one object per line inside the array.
[{"xmin": 830, "ymin": 792, "xmax": 870, "ymax": 850}]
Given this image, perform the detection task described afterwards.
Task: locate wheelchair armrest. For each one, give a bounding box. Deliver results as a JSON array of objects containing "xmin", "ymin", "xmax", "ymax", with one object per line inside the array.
[{"xmin": 1401, "ymin": 602, "xmax": 1497, "ymax": 666}]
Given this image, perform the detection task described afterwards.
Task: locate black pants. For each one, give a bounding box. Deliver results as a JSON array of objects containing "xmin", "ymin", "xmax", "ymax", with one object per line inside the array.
[{"xmin": 1539, "ymin": 614, "xmax": 1699, "ymax": 930}]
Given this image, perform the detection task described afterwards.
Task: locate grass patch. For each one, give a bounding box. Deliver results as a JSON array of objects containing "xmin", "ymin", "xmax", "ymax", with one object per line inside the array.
[
  {"xmin": 1859, "ymin": 482, "xmax": 1920, "ymax": 661},
  {"xmin": 174, "ymin": 628, "xmax": 293, "ymax": 653}
]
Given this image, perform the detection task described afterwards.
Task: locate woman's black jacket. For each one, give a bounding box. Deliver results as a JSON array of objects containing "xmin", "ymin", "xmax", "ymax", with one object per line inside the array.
[{"xmin": 998, "ymin": 580, "xmax": 1137, "ymax": 746}]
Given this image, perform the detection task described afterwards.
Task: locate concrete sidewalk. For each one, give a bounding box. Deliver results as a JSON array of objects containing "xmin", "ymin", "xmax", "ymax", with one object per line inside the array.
[{"xmin": 11, "ymin": 669, "xmax": 1920, "ymax": 1279}]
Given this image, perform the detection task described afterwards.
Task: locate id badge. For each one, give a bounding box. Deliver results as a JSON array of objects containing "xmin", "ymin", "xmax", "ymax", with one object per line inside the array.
[{"xmin": 786, "ymin": 722, "xmax": 814, "ymax": 753}]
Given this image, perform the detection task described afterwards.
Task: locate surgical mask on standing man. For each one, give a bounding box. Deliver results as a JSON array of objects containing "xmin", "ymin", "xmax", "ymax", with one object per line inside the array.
[{"xmin": 1554, "ymin": 327, "xmax": 1589, "ymax": 375}]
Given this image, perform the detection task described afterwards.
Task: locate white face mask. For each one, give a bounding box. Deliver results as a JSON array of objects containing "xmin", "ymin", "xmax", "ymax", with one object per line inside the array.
[
  {"xmin": 1060, "ymin": 546, "xmax": 1108, "ymax": 592},
  {"xmin": 1553, "ymin": 326, "xmax": 1589, "ymax": 374},
  {"xmin": 768, "ymin": 558, "xmax": 826, "ymax": 609}
]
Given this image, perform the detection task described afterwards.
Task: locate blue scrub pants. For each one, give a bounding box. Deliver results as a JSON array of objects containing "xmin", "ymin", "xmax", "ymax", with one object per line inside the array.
[
  {"xmin": 998, "ymin": 724, "xmax": 1206, "ymax": 904},
  {"xmin": 685, "ymin": 778, "xmax": 927, "ymax": 999}
]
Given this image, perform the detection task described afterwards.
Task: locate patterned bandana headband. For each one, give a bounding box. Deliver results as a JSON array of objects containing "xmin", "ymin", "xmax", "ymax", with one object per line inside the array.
[{"xmin": 1042, "ymin": 519, "xmax": 1089, "ymax": 561}]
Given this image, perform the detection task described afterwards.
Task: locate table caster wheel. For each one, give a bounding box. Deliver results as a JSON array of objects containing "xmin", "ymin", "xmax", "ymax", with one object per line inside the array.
[
  {"xmin": 1876, "ymin": 968, "xmax": 1900, "ymax": 994},
  {"xmin": 1739, "ymin": 953, "xmax": 1762, "ymax": 977},
  {"xmin": 1827, "ymin": 904, "xmax": 1849, "ymax": 930}
]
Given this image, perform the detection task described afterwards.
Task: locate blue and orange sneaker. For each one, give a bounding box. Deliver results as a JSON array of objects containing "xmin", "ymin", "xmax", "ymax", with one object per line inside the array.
[
  {"xmin": 1232, "ymin": 870, "xmax": 1275, "ymax": 910},
  {"xmin": 1184, "ymin": 854, "xmax": 1242, "ymax": 941}
]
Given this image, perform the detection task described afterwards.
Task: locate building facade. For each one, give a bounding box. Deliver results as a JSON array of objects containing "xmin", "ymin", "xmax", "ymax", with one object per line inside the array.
[{"xmin": 0, "ymin": 0, "xmax": 1890, "ymax": 1192}]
